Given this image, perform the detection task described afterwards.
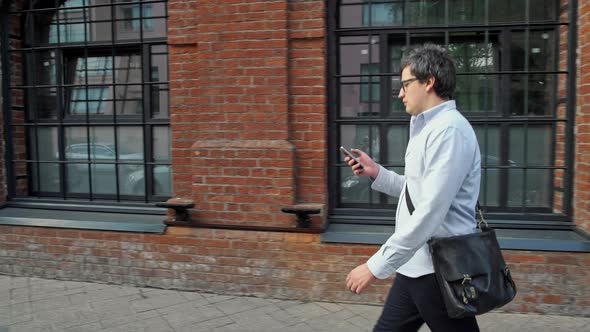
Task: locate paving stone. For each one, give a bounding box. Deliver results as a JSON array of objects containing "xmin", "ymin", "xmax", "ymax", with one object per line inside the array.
[
  {"xmin": 161, "ymin": 304, "xmax": 226, "ymax": 329},
  {"xmin": 1, "ymin": 312, "xmax": 34, "ymax": 326},
  {"xmin": 201, "ymin": 293, "xmax": 237, "ymax": 304},
  {"xmin": 178, "ymin": 290, "xmax": 207, "ymax": 302},
  {"xmin": 283, "ymin": 302, "xmax": 332, "ymax": 320},
  {"xmin": 226, "ymin": 310, "xmax": 287, "ymax": 330},
  {"xmin": 315, "ymin": 301, "xmax": 347, "ymax": 313},
  {"xmin": 266, "ymin": 306, "xmax": 305, "ymax": 326},
  {"xmin": 100, "ymin": 316, "xmax": 174, "ymax": 332},
  {"xmin": 0, "ymin": 301, "xmax": 33, "ymax": 317},
  {"xmin": 63, "ymin": 322, "xmax": 103, "ymax": 332},
  {"xmin": 139, "ymin": 291, "xmax": 190, "ymax": 310},
  {"xmin": 154, "ymin": 298, "xmax": 211, "ymax": 316},
  {"xmin": 179, "ymin": 316, "xmax": 237, "ymax": 331},
  {"xmin": 303, "ymin": 308, "xmax": 360, "ymax": 330},
  {"xmin": 214, "ymin": 296, "xmax": 275, "ymax": 315},
  {"xmin": 31, "ymin": 295, "xmax": 71, "ymax": 312},
  {"xmin": 99, "ymin": 309, "xmax": 160, "ymax": 329}
]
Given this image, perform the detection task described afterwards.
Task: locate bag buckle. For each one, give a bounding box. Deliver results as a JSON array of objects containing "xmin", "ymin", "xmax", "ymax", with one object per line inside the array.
[
  {"xmin": 461, "ymin": 275, "xmax": 472, "ymax": 285},
  {"xmin": 461, "ymin": 274, "xmax": 477, "ymax": 304}
]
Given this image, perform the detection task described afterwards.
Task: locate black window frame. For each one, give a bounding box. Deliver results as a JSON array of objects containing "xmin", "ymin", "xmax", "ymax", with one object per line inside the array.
[
  {"xmin": 2, "ymin": 0, "xmax": 171, "ymax": 206},
  {"xmin": 327, "ymin": 0, "xmax": 578, "ymax": 230}
]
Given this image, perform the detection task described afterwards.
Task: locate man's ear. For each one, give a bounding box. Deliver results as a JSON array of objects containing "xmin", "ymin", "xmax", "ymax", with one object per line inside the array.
[{"xmin": 425, "ymin": 76, "xmax": 436, "ymax": 92}]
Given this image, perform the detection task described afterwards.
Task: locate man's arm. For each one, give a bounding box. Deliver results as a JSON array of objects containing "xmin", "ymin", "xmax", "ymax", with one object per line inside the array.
[
  {"xmin": 371, "ymin": 165, "xmax": 405, "ymax": 198},
  {"xmin": 344, "ymin": 149, "xmax": 405, "ymax": 198}
]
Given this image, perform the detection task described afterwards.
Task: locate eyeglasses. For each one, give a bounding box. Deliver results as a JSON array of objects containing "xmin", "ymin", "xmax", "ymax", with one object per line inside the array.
[
  {"xmin": 400, "ymin": 77, "xmax": 419, "ymax": 93},
  {"xmin": 391, "ymin": 77, "xmax": 420, "ymax": 97}
]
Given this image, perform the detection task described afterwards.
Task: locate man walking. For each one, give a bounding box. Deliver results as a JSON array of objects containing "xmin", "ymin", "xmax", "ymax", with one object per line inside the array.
[{"xmin": 344, "ymin": 44, "xmax": 481, "ymax": 332}]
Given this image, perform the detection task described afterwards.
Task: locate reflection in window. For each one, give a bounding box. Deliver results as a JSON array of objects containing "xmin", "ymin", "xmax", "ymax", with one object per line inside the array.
[
  {"xmin": 333, "ymin": 0, "xmax": 567, "ymax": 214},
  {"xmin": 362, "ymin": 1, "xmax": 401, "ymax": 26},
  {"xmin": 120, "ymin": 2, "xmax": 153, "ymax": 32},
  {"xmin": 340, "ymin": 124, "xmax": 381, "ymax": 206},
  {"xmin": 12, "ymin": 0, "xmax": 170, "ymax": 202},
  {"xmin": 70, "ymin": 87, "xmax": 109, "ymax": 114},
  {"xmin": 360, "ymin": 64, "xmax": 380, "ymax": 103},
  {"xmin": 49, "ymin": 0, "xmax": 89, "ymax": 44},
  {"xmin": 349, "ymin": 0, "xmax": 556, "ymax": 29}
]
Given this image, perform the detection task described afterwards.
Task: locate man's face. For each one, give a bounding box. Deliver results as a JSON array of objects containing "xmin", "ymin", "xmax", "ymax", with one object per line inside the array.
[{"xmin": 398, "ymin": 67, "xmax": 426, "ymax": 116}]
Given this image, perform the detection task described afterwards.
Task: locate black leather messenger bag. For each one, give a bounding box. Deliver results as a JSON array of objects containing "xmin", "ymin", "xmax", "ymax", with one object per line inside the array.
[{"xmin": 405, "ymin": 185, "xmax": 517, "ymax": 318}]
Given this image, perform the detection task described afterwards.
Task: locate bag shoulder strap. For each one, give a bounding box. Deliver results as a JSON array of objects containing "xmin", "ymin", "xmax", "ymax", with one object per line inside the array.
[
  {"xmin": 404, "ymin": 184, "xmax": 488, "ymax": 229},
  {"xmin": 405, "ymin": 184, "xmax": 415, "ymax": 215}
]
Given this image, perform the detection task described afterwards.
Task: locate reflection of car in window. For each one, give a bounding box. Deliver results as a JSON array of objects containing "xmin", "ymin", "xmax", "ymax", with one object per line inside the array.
[
  {"xmin": 65, "ymin": 143, "xmax": 143, "ymax": 161},
  {"xmin": 64, "ymin": 143, "xmax": 170, "ymax": 196}
]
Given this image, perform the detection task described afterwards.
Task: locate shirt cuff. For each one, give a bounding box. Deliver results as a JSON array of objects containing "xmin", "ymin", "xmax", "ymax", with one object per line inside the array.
[
  {"xmin": 370, "ymin": 165, "xmax": 390, "ymax": 193},
  {"xmin": 366, "ymin": 251, "xmax": 394, "ymax": 279}
]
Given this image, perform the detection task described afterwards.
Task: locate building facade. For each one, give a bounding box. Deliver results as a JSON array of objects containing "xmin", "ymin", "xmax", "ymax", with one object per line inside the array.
[{"xmin": 0, "ymin": 0, "xmax": 588, "ymax": 316}]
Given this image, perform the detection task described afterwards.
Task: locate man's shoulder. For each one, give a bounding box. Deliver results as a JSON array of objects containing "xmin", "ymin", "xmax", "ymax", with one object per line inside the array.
[
  {"xmin": 431, "ymin": 107, "xmax": 469, "ymax": 128},
  {"xmin": 427, "ymin": 108, "xmax": 476, "ymax": 140}
]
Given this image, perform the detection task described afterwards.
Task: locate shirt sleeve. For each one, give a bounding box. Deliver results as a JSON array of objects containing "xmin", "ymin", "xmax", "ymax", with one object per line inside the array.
[
  {"xmin": 366, "ymin": 127, "xmax": 475, "ymax": 279},
  {"xmin": 370, "ymin": 165, "xmax": 405, "ymax": 198}
]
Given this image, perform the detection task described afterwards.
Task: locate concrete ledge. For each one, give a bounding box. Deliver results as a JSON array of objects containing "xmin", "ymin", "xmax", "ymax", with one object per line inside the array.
[
  {"xmin": 0, "ymin": 207, "xmax": 166, "ymax": 233},
  {"xmin": 321, "ymin": 223, "xmax": 590, "ymax": 252}
]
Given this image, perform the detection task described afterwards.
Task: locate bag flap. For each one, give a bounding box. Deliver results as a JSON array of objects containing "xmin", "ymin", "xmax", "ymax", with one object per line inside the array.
[{"xmin": 428, "ymin": 229, "xmax": 507, "ymax": 281}]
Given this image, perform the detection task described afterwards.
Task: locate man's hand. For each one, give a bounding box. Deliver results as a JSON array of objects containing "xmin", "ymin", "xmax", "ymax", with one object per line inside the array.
[
  {"xmin": 346, "ymin": 263, "xmax": 377, "ymax": 294},
  {"xmin": 344, "ymin": 149, "xmax": 379, "ymax": 178}
]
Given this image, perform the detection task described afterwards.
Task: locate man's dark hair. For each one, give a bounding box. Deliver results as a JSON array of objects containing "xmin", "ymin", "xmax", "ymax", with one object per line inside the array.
[{"xmin": 400, "ymin": 43, "xmax": 456, "ymax": 99}]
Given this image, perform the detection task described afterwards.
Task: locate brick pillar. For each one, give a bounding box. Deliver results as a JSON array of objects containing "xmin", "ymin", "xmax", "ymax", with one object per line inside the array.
[
  {"xmin": 288, "ymin": 0, "xmax": 327, "ymax": 206},
  {"xmin": 168, "ymin": 1, "xmax": 296, "ymax": 227},
  {"xmin": 0, "ymin": 3, "xmax": 26, "ymax": 203},
  {"xmin": 576, "ymin": 0, "xmax": 590, "ymax": 233}
]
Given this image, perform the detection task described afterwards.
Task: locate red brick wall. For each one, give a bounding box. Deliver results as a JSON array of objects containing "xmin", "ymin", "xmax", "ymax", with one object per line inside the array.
[
  {"xmin": 0, "ymin": 225, "xmax": 588, "ymax": 316},
  {"xmin": 576, "ymin": 0, "xmax": 590, "ymax": 233}
]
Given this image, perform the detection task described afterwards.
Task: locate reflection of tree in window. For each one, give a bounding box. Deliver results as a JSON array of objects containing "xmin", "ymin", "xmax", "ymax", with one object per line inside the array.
[
  {"xmin": 362, "ymin": 1, "xmax": 402, "ymax": 26},
  {"xmin": 448, "ymin": 41, "xmax": 496, "ymax": 112}
]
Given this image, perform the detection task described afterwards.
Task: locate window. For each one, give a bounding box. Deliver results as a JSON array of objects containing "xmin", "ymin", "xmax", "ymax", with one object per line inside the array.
[
  {"xmin": 5, "ymin": 0, "xmax": 170, "ymax": 203},
  {"xmin": 330, "ymin": 0, "xmax": 572, "ymax": 224}
]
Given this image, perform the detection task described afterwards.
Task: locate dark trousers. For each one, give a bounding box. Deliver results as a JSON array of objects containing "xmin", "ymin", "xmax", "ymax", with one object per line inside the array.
[{"xmin": 373, "ymin": 273, "xmax": 480, "ymax": 332}]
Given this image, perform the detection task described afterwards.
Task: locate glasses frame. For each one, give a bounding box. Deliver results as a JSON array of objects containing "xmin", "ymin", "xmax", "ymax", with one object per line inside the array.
[
  {"xmin": 400, "ymin": 77, "xmax": 419, "ymax": 93},
  {"xmin": 392, "ymin": 77, "xmax": 420, "ymax": 97}
]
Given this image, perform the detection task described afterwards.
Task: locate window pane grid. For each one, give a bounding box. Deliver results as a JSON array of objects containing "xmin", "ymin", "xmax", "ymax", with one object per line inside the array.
[
  {"xmin": 7, "ymin": 0, "xmax": 170, "ymax": 203},
  {"xmin": 330, "ymin": 0, "xmax": 572, "ymax": 219}
]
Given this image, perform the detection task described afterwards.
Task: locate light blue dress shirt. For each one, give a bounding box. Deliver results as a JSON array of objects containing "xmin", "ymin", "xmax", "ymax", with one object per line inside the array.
[{"xmin": 366, "ymin": 100, "xmax": 481, "ymax": 279}]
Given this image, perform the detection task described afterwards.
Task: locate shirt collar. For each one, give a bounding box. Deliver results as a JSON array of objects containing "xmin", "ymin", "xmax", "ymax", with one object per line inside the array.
[{"xmin": 411, "ymin": 100, "xmax": 456, "ymax": 125}]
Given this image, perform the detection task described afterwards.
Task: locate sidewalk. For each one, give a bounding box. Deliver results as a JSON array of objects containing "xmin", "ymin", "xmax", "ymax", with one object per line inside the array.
[{"xmin": 0, "ymin": 275, "xmax": 588, "ymax": 332}]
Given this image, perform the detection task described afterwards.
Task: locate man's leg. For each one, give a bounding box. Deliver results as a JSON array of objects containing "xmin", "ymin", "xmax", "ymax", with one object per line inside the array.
[
  {"xmin": 373, "ymin": 274, "xmax": 424, "ymax": 332},
  {"xmin": 411, "ymin": 274, "xmax": 479, "ymax": 332}
]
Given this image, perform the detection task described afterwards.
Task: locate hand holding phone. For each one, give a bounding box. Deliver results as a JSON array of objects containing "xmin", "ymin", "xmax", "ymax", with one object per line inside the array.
[{"xmin": 340, "ymin": 146, "xmax": 364, "ymax": 169}]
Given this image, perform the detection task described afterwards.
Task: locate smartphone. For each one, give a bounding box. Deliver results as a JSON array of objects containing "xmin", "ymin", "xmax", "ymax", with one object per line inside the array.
[{"xmin": 339, "ymin": 146, "xmax": 363, "ymax": 169}]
